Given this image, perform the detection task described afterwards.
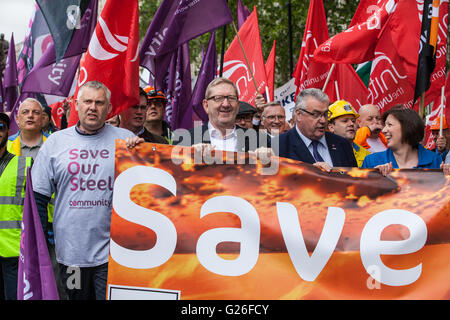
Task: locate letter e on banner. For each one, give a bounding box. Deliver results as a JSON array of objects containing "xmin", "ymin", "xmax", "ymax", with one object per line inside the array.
[
  {"xmin": 360, "ymin": 209, "xmax": 427, "ymax": 286},
  {"xmin": 196, "ymin": 196, "xmax": 260, "ymax": 276},
  {"xmin": 110, "ymin": 166, "xmax": 177, "ymax": 269}
]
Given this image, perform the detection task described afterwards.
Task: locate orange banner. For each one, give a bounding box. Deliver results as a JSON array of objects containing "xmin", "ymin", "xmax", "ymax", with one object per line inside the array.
[{"xmin": 107, "ymin": 142, "xmax": 450, "ymax": 300}]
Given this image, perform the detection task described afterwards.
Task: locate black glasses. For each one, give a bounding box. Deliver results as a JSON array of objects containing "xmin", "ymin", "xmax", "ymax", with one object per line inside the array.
[
  {"xmin": 298, "ymin": 108, "xmax": 331, "ymax": 120},
  {"xmin": 0, "ymin": 123, "xmax": 7, "ymax": 131},
  {"xmin": 207, "ymin": 95, "xmax": 238, "ymax": 103},
  {"xmin": 264, "ymin": 115, "xmax": 286, "ymax": 121}
]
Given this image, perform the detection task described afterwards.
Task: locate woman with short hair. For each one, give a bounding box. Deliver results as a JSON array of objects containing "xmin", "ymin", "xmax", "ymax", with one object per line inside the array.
[{"xmin": 361, "ymin": 105, "xmax": 442, "ymax": 176}]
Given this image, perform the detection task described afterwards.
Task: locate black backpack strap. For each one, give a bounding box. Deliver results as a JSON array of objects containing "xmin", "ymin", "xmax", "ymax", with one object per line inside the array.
[{"xmin": 0, "ymin": 151, "xmax": 15, "ymax": 178}]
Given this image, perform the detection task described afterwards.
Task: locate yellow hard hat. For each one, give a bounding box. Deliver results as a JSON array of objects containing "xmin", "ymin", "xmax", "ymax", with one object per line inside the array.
[{"xmin": 328, "ymin": 100, "xmax": 359, "ymax": 121}]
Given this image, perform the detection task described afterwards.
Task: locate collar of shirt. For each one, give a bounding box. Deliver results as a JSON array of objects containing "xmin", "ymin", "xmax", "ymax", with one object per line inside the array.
[
  {"xmin": 295, "ymin": 125, "xmax": 327, "ymax": 149},
  {"xmin": 207, "ymin": 122, "xmax": 238, "ymax": 152},
  {"xmin": 295, "ymin": 125, "xmax": 333, "ymax": 165},
  {"xmin": 20, "ymin": 134, "xmax": 44, "ymax": 149},
  {"xmin": 76, "ymin": 122, "xmax": 106, "ymax": 135}
]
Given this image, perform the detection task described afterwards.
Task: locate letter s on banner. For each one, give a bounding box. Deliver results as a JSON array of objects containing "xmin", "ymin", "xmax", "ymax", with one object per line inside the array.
[
  {"xmin": 360, "ymin": 209, "xmax": 427, "ymax": 286},
  {"xmin": 196, "ymin": 196, "xmax": 260, "ymax": 276},
  {"xmin": 110, "ymin": 166, "xmax": 177, "ymax": 269}
]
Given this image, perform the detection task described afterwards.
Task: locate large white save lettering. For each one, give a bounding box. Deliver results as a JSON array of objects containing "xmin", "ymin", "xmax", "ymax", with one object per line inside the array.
[{"xmin": 112, "ymin": 169, "xmax": 428, "ymax": 286}]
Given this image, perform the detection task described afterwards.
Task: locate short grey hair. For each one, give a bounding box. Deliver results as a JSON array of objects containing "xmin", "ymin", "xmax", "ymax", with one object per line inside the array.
[
  {"xmin": 294, "ymin": 88, "xmax": 329, "ymax": 111},
  {"xmin": 261, "ymin": 101, "xmax": 284, "ymax": 117},
  {"xmin": 205, "ymin": 77, "xmax": 238, "ymax": 99},
  {"xmin": 19, "ymin": 98, "xmax": 44, "ymax": 112},
  {"xmin": 77, "ymin": 81, "xmax": 111, "ymax": 103}
]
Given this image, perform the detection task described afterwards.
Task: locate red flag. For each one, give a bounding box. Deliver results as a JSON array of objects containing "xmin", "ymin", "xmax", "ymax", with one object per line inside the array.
[
  {"xmin": 222, "ymin": 8, "xmax": 267, "ymax": 105},
  {"xmin": 69, "ymin": 0, "xmax": 139, "ymax": 126},
  {"xmin": 313, "ymin": 0, "xmax": 398, "ymax": 65},
  {"xmin": 292, "ymin": 0, "xmax": 330, "ymax": 98},
  {"xmin": 367, "ymin": 0, "xmax": 448, "ymax": 113},
  {"xmin": 324, "ymin": 64, "xmax": 369, "ymax": 112},
  {"xmin": 265, "ymin": 40, "xmax": 276, "ymax": 102}
]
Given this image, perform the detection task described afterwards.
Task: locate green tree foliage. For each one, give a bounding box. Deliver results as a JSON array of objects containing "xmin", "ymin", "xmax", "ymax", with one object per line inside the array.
[{"xmin": 139, "ymin": 0, "xmax": 449, "ymax": 88}]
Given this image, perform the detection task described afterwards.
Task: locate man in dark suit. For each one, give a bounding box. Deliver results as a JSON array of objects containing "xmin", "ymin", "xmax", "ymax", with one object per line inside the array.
[
  {"xmin": 275, "ymin": 88, "xmax": 357, "ymax": 170},
  {"xmin": 173, "ymin": 77, "xmax": 270, "ymax": 153}
]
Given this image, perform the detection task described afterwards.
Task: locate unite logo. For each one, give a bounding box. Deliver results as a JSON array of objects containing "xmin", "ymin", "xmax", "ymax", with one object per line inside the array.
[
  {"xmin": 222, "ymin": 60, "xmax": 256, "ymax": 97},
  {"xmin": 368, "ymin": 51, "xmax": 407, "ymax": 102},
  {"xmin": 88, "ymin": 17, "xmax": 129, "ymax": 61}
]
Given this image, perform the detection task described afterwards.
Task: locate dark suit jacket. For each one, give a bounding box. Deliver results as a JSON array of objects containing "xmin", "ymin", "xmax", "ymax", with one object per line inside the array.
[
  {"xmin": 172, "ymin": 124, "xmax": 270, "ymax": 152},
  {"xmin": 275, "ymin": 128, "xmax": 357, "ymax": 167}
]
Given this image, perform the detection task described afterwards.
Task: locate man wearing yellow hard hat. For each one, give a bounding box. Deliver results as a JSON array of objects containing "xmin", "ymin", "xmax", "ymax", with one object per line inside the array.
[{"xmin": 327, "ymin": 100, "xmax": 370, "ymax": 167}]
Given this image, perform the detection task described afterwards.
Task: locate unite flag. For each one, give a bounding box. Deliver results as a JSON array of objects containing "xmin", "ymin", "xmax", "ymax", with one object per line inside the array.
[
  {"xmin": 139, "ymin": 0, "xmax": 232, "ymax": 90},
  {"xmin": 69, "ymin": 0, "xmax": 140, "ymax": 126},
  {"xmin": 292, "ymin": 0, "xmax": 330, "ymax": 98},
  {"xmin": 222, "ymin": 7, "xmax": 267, "ymax": 105}
]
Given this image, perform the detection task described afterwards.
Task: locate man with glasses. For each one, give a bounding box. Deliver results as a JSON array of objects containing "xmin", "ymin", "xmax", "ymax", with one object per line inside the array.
[
  {"xmin": 174, "ymin": 77, "xmax": 270, "ymax": 153},
  {"xmin": 235, "ymin": 101, "xmax": 257, "ymax": 130},
  {"xmin": 276, "ymin": 88, "xmax": 357, "ymax": 171},
  {"xmin": 261, "ymin": 102, "xmax": 288, "ymax": 137},
  {"xmin": 120, "ymin": 88, "xmax": 167, "ymax": 144}
]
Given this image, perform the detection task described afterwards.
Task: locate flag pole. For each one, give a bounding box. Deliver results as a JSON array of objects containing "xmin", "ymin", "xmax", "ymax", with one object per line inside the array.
[
  {"xmin": 439, "ymin": 85, "xmax": 445, "ymax": 136},
  {"xmin": 231, "ymin": 20, "xmax": 259, "ymax": 93},
  {"xmin": 219, "ymin": 0, "xmax": 229, "ymax": 77},
  {"xmin": 288, "ymin": 0, "xmax": 293, "ymax": 75},
  {"xmin": 322, "ymin": 63, "xmax": 336, "ymax": 91},
  {"xmin": 334, "ymin": 81, "xmax": 340, "ymax": 100},
  {"xmin": 419, "ymin": 92, "xmax": 425, "ymax": 119}
]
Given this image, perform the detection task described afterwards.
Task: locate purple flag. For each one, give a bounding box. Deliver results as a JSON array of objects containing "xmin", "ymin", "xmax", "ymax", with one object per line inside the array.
[
  {"xmin": 237, "ymin": 0, "xmax": 251, "ymax": 29},
  {"xmin": 164, "ymin": 43, "xmax": 192, "ymax": 130},
  {"xmin": 188, "ymin": 31, "xmax": 217, "ymax": 123},
  {"xmin": 140, "ymin": 0, "xmax": 232, "ymax": 89},
  {"xmin": 3, "ymin": 34, "xmax": 18, "ymax": 112},
  {"xmin": 17, "ymin": 4, "xmax": 52, "ymax": 85},
  {"xmin": 18, "ymin": 168, "xmax": 59, "ymax": 300},
  {"xmin": 36, "ymin": 0, "xmax": 95, "ymax": 62},
  {"xmin": 21, "ymin": 0, "xmax": 97, "ymax": 97}
]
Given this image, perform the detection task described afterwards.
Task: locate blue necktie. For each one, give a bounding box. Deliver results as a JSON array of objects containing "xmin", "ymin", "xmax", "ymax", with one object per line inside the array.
[{"xmin": 311, "ymin": 140, "xmax": 324, "ymax": 162}]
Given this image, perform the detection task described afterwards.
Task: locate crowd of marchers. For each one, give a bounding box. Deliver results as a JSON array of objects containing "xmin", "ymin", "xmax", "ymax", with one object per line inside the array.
[{"xmin": 0, "ymin": 77, "xmax": 449, "ymax": 300}]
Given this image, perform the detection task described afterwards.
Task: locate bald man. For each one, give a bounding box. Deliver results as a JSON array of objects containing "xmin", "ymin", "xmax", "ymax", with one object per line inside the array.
[{"xmin": 354, "ymin": 104, "xmax": 387, "ymax": 153}]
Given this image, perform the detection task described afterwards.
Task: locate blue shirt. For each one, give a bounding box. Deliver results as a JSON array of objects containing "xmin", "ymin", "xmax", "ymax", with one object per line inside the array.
[{"xmin": 361, "ymin": 144, "xmax": 442, "ymax": 169}]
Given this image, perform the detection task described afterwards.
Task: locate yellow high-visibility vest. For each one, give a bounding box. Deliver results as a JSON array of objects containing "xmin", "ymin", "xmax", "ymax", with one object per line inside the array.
[{"xmin": 0, "ymin": 155, "xmax": 32, "ymax": 257}]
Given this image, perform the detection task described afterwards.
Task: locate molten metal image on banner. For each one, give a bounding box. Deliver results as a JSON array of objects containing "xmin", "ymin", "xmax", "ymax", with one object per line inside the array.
[{"xmin": 107, "ymin": 142, "xmax": 450, "ymax": 300}]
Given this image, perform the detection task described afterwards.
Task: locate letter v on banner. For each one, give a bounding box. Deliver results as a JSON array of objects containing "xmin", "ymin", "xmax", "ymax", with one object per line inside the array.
[{"xmin": 69, "ymin": 0, "xmax": 140, "ymax": 127}]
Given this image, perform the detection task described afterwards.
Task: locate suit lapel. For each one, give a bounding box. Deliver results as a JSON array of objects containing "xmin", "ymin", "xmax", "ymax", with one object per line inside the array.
[{"xmin": 291, "ymin": 129, "xmax": 315, "ymax": 163}]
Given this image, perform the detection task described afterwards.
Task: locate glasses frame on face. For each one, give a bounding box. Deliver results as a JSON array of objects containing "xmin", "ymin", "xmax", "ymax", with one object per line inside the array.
[
  {"xmin": 235, "ymin": 114, "xmax": 254, "ymax": 123},
  {"xmin": 0, "ymin": 123, "xmax": 7, "ymax": 131},
  {"xmin": 206, "ymin": 95, "xmax": 239, "ymax": 104},
  {"xmin": 298, "ymin": 108, "xmax": 331, "ymax": 120},
  {"xmin": 264, "ymin": 115, "xmax": 286, "ymax": 121}
]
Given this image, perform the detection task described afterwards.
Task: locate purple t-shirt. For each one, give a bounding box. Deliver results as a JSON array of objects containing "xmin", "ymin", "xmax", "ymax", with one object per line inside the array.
[{"xmin": 32, "ymin": 124, "xmax": 135, "ymax": 267}]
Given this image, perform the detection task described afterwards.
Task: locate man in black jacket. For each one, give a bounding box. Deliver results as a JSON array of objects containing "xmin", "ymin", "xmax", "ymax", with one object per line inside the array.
[
  {"xmin": 173, "ymin": 77, "xmax": 270, "ymax": 153},
  {"xmin": 276, "ymin": 88, "xmax": 357, "ymax": 171}
]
